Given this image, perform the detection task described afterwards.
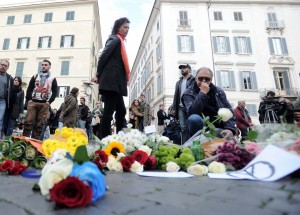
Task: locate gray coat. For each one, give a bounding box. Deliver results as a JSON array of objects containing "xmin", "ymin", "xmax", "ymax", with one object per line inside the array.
[{"xmin": 62, "ymin": 93, "xmax": 78, "ymax": 128}]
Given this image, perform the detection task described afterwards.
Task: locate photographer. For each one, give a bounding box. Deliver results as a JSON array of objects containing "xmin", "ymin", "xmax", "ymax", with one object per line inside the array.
[{"xmin": 258, "ymin": 91, "xmax": 293, "ymax": 124}]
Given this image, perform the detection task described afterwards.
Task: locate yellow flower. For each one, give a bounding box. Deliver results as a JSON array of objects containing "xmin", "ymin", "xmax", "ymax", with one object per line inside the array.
[
  {"xmin": 54, "ymin": 128, "xmax": 60, "ymax": 136},
  {"xmin": 104, "ymin": 141, "xmax": 125, "ymax": 157}
]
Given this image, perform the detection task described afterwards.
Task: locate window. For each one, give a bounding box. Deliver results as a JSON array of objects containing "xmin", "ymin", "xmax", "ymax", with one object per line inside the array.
[
  {"xmin": 239, "ymin": 71, "xmax": 257, "ymax": 90},
  {"xmin": 17, "ymin": 37, "xmax": 30, "ymax": 49},
  {"xmin": 233, "ymin": 12, "xmax": 243, "ymax": 21},
  {"xmin": 177, "ymin": 35, "xmax": 195, "ymax": 52},
  {"xmin": 214, "ymin": 11, "xmax": 223, "ymax": 21},
  {"xmin": 216, "ymin": 70, "xmax": 236, "ymax": 89},
  {"xmin": 7, "ymin": 16, "xmax": 15, "ymax": 25},
  {"xmin": 44, "ymin": 12, "xmax": 53, "ymax": 22},
  {"xmin": 156, "ymin": 43, "xmax": 161, "ymax": 62},
  {"xmin": 273, "ymin": 70, "xmax": 290, "ymax": 92},
  {"xmin": 212, "ymin": 36, "xmax": 231, "ymax": 54},
  {"xmin": 2, "ymin": 38, "xmax": 10, "ymax": 50},
  {"xmin": 24, "ymin": 14, "xmax": 32, "ymax": 23},
  {"xmin": 38, "ymin": 36, "xmax": 52, "ymax": 48},
  {"xmin": 234, "ymin": 37, "xmax": 252, "ymax": 54},
  {"xmin": 246, "ymin": 104, "xmax": 257, "ymax": 117},
  {"xmin": 60, "ymin": 35, "xmax": 74, "ymax": 48},
  {"xmin": 268, "ymin": 37, "xmax": 288, "ymax": 55},
  {"xmin": 267, "ymin": 12, "xmax": 278, "ymax": 27},
  {"xmin": 157, "ymin": 73, "xmax": 163, "ymax": 93},
  {"xmin": 16, "ymin": 62, "xmax": 24, "ymax": 77},
  {"xmin": 157, "ymin": 21, "xmax": 159, "ymax": 31},
  {"xmin": 57, "ymin": 86, "xmax": 70, "ymax": 98},
  {"xmin": 61, "ymin": 61, "xmax": 70, "ymax": 75},
  {"xmin": 37, "ymin": 61, "xmax": 42, "ymax": 72},
  {"xmin": 179, "ymin": 10, "xmax": 189, "ymax": 26},
  {"xmin": 66, "ymin": 11, "xmax": 75, "ymax": 20}
]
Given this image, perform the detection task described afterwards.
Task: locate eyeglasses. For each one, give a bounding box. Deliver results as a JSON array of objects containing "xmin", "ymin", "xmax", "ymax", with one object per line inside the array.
[{"xmin": 197, "ymin": 77, "xmax": 211, "ymax": 82}]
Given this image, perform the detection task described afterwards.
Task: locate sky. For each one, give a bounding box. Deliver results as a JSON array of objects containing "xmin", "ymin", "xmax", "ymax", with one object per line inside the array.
[{"xmin": 0, "ymin": 0, "xmax": 155, "ymax": 67}]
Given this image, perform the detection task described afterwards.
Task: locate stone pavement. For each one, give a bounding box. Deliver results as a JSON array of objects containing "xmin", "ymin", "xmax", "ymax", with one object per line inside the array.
[{"xmin": 0, "ymin": 172, "xmax": 299, "ymax": 215}]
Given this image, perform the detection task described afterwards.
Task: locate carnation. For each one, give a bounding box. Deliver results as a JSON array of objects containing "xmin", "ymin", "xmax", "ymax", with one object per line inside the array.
[
  {"xmin": 208, "ymin": 161, "xmax": 226, "ymax": 173},
  {"xmin": 218, "ymin": 108, "xmax": 233, "ymax": 122},
  {"xmin": 187, "ymin": 164, "xmax": 208, "ymax": 176}
]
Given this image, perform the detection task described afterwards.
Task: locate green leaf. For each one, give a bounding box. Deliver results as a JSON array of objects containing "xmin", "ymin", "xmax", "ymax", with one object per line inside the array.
[
  {"xmin": 73, "ymin": 145, "xmax": 90, "ymax": 164},
  {"xmin": 207, "ymin": 121, "xmax": 216, "ymax": 130},
  {"xmin": 210, "ymin": 129, "xmax": 218, "ymax": 138},
  {"xmin": 225, "ymin": 165, "xmax": 235, "ymax": 171},
  {"xmin": 245, "ymin": 130, "xmax": 258, "ymax": 141}
]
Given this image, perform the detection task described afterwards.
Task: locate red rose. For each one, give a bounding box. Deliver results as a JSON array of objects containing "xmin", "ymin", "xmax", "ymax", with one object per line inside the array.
[
  {"xmin": 144, "ymin": 155, "xmax": 157, "ymax": 170},
  {"xmin": 93, "ymin": 157, "xmax": 105, "ymax": 170},
  {"xmin": 50, "ymin": 176, "xmax": 93, "ymax": 208},
  {"xmin": 0, "ymin": 160, "xmax": 13, "ymax": 172},
  {"xmin": 132, "ymin": 150, "xmax": 148, "ymax": 165},
  {"xmin": 95, "ymin": 150, "xmax": 108, "ymax": 163},
  {"xmin": 9, "ymin": 166, "xmax": 22, "ymax": 175},
  {"xmin": 120, "ymin": 156, "xmax": 135, "ymax": 171}
]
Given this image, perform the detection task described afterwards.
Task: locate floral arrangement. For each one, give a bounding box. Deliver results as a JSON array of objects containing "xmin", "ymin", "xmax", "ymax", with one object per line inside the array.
[
  {"xmin": 0, "ymin": 159, "xmax": 27, "ymax": 175},
  {"xmin": 0, "ymin": 136, "xmax": 47, "ymax": 171},
  {"xmin": 37, "ymin": 147, "xmax": 106, "ymax": 208},
  {"xmin": 42, "ymin": 127, "xmax": 88, "ymax": 157}
]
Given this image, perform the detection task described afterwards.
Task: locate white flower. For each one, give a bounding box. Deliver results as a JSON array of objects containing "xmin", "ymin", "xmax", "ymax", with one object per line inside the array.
[
  {"xmin": 113, "ymin": 161, "xmax": 124, "ymax": 172},
  {"xmin": 187, "ymin": 164, "xmax": 208, "ymax": 176},
  {"xmin": 38, "ymin": 158, "xmax": 73, "ymax": 195},
  {"xmin": 116, "ymin": 152, "xmax": 125, "ymax": 161},
  {"xmin": 139, "ymin": 145, "xmax": 152, "ymax": 156},
  {"xmin": 208, "ymin": 161, "xmax": 226, "ymax": 173},
  {"xmin": 217, "ymin": 108, "xmax": 233, "ymax": 122},
  {"xmin": 166, "ymin": 161, "xmax": 180, "ymax": 172},
  {"xmin": 127, "ymin": 123, "xmax": 133, "ymax": 128},
  {"xmin": 106, "ymin": 156, "xmax": 116, "ymax": 170},
  {"xmin": 158, "ymin": 135, "xmax": 170, "ymax": 143},
  {"xmin": 130, "ymin": 161, "xmax": 144, "ymax": 172}
]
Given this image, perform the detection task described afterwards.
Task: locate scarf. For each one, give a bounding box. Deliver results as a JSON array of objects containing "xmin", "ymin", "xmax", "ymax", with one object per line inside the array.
[
  {"xmin": 38, "ymin": 71, "xmax": 51, "ymax": 87},
  {"xmin": 117, "ymin": 32, "xmax": 130, "ymax": 83}
]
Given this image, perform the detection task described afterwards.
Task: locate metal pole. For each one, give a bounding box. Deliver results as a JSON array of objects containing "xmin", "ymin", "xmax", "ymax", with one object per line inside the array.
[{"xmin": 207, "ymin": 0, "xmax": 216, "ymax": 82}]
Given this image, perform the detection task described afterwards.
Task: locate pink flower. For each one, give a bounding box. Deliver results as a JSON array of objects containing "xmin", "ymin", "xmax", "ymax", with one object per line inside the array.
[{"xmin": 244, "ymin": 141, "xmax": 261, "ymax": 155}]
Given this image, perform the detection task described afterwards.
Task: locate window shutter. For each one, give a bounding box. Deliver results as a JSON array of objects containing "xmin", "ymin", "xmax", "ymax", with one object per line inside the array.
[
  {"xmin": 26, "ymin": 38, "xmax": 30, "ymax": 49},
  {"xmin": 190, "ymin": 36, "xmax": 194, "ymax": 52},
  {"xmin": 212, "ymin": 36, "xmax": 218, "ymax": 53},
  {"xmin": 17, "ymin": 38, "xmax": 21, "ymax": 49},
  {"xmin": 48, "ymin": 36, "xmax": 52, "ymax": 48},
  {"xmin": 60, "ymin": 36, "xmax": 64, "ymax": 47},
  {"xmin": 251, "ymin": 72, "xmax": 258, "ymax": 90},
  {"xmin": 50, "ymin": 13, "xmax": 53, "ymax": 21},
  {"xmin": 226, "ymin": 37, "xmax": 231, "ymax": 53},
  {"xmin": 220, "ymin": 12, "xmax": 223, "ymax": 20},
  {"xmin": 282, "ymin": 71, "xmax": 290, "ymax": 91},
  {"xmin": 273, "ymin": 71, "xmax": 279, "ymax": 89},
  {"xmin": 3, "ymin": 38, "xmax": 10, "ymax": 50},
  {"xmin": 177, "ymin": 35, "xmax": 182, "ymax": 52},
  {"xmin": 229, "ymin": 70, "xmax": 236, "ymax": 89},
  {"xmin": 214, "ymin": 12, "xmax": 218, "ymax": 20},
  {"xmin": 239, "ymin": 71, "xmax": 245, "ymax": 90},
  {"xmin": 216, "ymin": 71, "xmax": 221, "ymax": 86},
  {"xmin": 71, "ymin": 35, "xmax": 74, "ymax": 47},
  {"xmin": 38, "ymin": 37, "xmax": 42, "ymax": 48},
  {"xmin": 234, "ymin": 37, "xmax": 239, "ymax": 53},
  {"xmin": 268, "ymin": 38, "xmax": 275, "ymax": 55},
  {"xmin": 246, "ymin": 37, "xmax": 252, "ymax": 54},
  {"xmin": 281, "ymin": 38, "xmax": 288, "ymax": 55}
]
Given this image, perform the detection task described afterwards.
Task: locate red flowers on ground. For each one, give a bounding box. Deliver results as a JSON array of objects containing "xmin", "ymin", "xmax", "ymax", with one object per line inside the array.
[
  {"xmin": 120, "ymin": 156, "xmax": 135, "ymax": 171},
  {"xmin": 94, "ymin": 150, "xmax": 108, "ymax": 163},
  {"xmin": 0, "ymin": 160, "xmax": 27, "ymax": 175},
  {"xmin": 144, "ymin": 155, "xmax": 157, "ymax": 170},
  {"xmin": 50, "ymin": 176, "xmax": 93, "ymax": 208},
  {"xmin": 132, "ymin": 150, "xmax": 148, "ymax": 165}
]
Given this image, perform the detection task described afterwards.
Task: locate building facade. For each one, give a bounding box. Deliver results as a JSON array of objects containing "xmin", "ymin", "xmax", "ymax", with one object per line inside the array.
[
  {"xmin": 130, "ymin": 0, "xmax": 300, "ymax": 124},
  {"xmin": 0, "ymin": 0, "xmax": 102, "ymax": 109}
]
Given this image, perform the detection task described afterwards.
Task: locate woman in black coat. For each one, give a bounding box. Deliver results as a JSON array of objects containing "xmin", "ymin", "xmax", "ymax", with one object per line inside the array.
[
  {"xmin": 92, "ymin": 17, "xmax": 130, "ymax": 138},
  {"xmin": 4, "ymin": 76, "xmax": 24, "ymax": 136}
]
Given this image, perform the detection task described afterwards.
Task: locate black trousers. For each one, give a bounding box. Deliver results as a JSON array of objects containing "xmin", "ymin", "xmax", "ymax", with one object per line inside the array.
[{"xmin": 100, "ymin": 91, "xmax": 126, "ymax": 139}]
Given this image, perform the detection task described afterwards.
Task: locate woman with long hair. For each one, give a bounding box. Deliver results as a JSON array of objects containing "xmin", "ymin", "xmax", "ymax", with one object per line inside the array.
[
  {"xmin": 129, "ymin": 99, "xmax": 143, "ymax": 129},
  {"xmin": 62, "ymin": 87, "xmax": 79, "ymax": 128},
  {"xmin": 92, "ymin": 17, "xmax": 130, "ymax": 138},
  {"xmin": 3, "ymin": 76, "xmax": 24, "ymax": 136}
]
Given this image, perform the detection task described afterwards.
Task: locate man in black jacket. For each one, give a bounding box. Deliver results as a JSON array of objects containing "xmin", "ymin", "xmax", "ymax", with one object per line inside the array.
[
  {"xmin": 77, "ymin": 97, "xmax": 89, "ymax": 129},
  {"xmin": 172, "ymin": 64, "xmax": 195, "ymax": 143},
  {"xmin": 22, "ymin": 59, "xmax": 57, "ymax": 139},
  {"xmin": 157, "ymin": 104, "xmax": 168, "ymax": 135}
]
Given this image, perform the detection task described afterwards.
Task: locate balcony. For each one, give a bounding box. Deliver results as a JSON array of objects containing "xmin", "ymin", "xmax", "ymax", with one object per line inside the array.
[
  {"xmin": 265, "ymin": 20, "xmax": 285, "ymax": 34},
  {"xmin": 177, "ymin": 19, "xmax": 191, "ymax": 28}
]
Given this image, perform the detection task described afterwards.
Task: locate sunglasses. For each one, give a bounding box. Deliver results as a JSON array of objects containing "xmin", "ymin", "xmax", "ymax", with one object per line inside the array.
[{"xmin": 197, "ymin": 77, "xmax": 211, "ymax": 82}]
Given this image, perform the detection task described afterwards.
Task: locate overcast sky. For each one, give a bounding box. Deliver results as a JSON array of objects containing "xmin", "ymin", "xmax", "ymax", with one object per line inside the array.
[{"xmin": 0, "ymin": 0, "xmax": 155, "ymax": 67}]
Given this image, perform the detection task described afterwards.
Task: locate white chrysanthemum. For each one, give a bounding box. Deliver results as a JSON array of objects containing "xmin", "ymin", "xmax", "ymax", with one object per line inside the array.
[{"xmin": 217, "ymin": 108, "xmax": 233, "ymax": 122}]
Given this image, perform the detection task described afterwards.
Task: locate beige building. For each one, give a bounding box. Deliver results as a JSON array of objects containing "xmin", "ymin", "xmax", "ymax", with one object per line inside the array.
[
  {"xmin": 130, "ymin": 0, "xmax": 300, "ymax": 124},
  {"xmin": 0, "ymin": 0, "xmax": 102, "ymax": 109}
]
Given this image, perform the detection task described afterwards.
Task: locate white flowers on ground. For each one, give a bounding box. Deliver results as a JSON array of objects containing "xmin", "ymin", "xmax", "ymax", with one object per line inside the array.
[
  {"xmin": 218, "ymin": 108, "xmax": 233, "ymax": 122},
  {"xmin": 166, "ymin": 161, "xmax": 180, "ymax": 172},
  {"xmin": 139, "ymin": 145, "xmax": 152, "ymax": 156},
  {"xmin": 187, "ymin": 164, "xmax": 208, "ymax": 176},
  {"xmin": 130, "ymin": 161, "xmax": 144, "ymax": 172},
  {"xmin": 208, "ymin": 161, "xmax": 226, "ymax": 173}
]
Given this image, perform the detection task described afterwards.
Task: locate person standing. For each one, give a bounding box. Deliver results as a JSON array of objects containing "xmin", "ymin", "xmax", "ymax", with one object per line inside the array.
[
  {"xmin": 22, "ymin": 59, "xmax": 57, "ymax": 139},
  {"xmin": 157, "ymin": 104, "xmax": 168, "ymax": 135},
  {"xmin": 77, "ymin": 97, "xmax": 89, "ymax": 129},
  {"xmin": 172, "ymin": 64, "xmax": 195, "ymax": 143},
  {"xmin": 49, "ymin": 108, "xmax": 59, "ymax": 134},
  {"xmin": 92, "ymin": 17, "xmax": 130, "ymax": 138},
  {"xmin": 129, "ymin": 99, "xmax": 143, "ymax": 129},
  {"xmin": 62, "ymin": 87, "xmax": 79, "ymax": 128},
  {"xmin": 234, "ymin": 101, "xmax": 253, "ymax": 140},
  {"xmin": 139, "ymin": 93, "xmax": 151, "ymax": 131},
  {"xmin": 0, "ymin": 60, "xmax": 14, "ymax": 137}
]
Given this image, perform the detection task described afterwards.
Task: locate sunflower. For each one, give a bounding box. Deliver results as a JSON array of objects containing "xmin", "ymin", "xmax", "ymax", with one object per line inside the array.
[{"xmin": 104, "ymin": 141, "xmax": 125, "ymax": 157}]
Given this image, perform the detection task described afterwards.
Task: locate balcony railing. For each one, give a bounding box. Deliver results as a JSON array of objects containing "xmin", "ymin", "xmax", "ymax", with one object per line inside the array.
[
  {"xmin": 177, "ymin": 19, "xmax": 191, "ymax": 27},
  {"xmin": 265, "ymin": 20, "xmax": 285, "ymax": 30}
]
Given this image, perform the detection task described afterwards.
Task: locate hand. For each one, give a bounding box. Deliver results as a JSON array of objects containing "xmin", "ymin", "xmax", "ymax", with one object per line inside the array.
[
  {"xmin": 220, "ymin": 129, "xmax": 233, "ymax": 140},
  {"xmin": 199, "ymin": 82, "xmax": 210, "ymax": 94},
  {"xmin": 46, "ymin": 102, "xmax": 50, "ymax": 106},
  {"xmin": 91, "ymin": 77, "xmax": 98, "ymax": 84}
]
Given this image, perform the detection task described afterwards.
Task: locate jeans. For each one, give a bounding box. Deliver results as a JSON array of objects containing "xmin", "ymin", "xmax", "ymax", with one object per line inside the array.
[
  {"xmin": 0, "ymin": 99, "xmax": 6, "ymax": 137},
  {"xmin": 187, "ymin": 114, "xmax": 205, "ymax": 138},
  {"xmin": 4, "ymin": 115, "xmax": 16, "ymax": 136},
  {"xmin": 178, "ymin": 106, "xmax": 188, "ymax": 143},
  {"xmin": 78, "ymin": 119, "xmax": 86, "ymax": 130}
]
